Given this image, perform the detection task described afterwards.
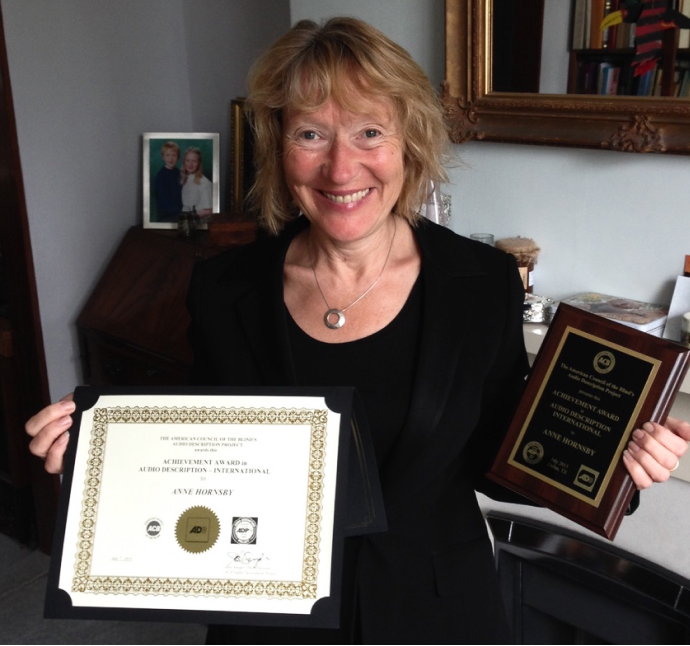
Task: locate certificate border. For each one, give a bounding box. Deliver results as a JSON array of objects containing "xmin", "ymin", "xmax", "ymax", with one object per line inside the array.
[
  {"xmin": 45, "ymin": 386, "xmax": 386, "ymax": 628},
  {"xmin": 506, "ymin": 327, "xmax": 660, "ymax": 507},
  {"xmin": 73, "ymin": 405, "xmax": 327, "ymax": 600}
]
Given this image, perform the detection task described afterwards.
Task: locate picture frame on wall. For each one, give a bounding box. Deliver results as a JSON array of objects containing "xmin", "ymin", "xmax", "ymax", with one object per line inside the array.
[
  {"xmin": 229, "ymin": 98, "xmax": 255, "ymax": 214},
  {"xmin": 143, "ymin": 132, "xmax": 220, "ymax": 229}
]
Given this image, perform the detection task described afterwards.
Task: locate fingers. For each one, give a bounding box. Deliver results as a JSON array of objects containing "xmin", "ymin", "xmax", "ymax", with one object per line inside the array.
[
  {"xmin": 26, "ymin": 395, "xmax": 75, "ymax": 475},
  {"xmin": 44, "ymin": 430, "xmax": 70, "ymax": 474},
  {"xmin": 622, "ymin": 449, "xmax": 655, "ymax": 489},
  {"xmin": 623, "ymin": 419, "xmax": 690, "ymax": 489},
  {"xmin": 634, "ymin": 422, "xmax": 688, "ymax": 464},
  {"xmin": 663, "ymin": 416, "xmax": 690, "ymax": 443}
]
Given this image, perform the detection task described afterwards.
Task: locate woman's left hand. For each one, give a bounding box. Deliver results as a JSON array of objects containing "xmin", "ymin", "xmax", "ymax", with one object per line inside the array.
[{"xmin": 623, "ymin": 416, "xmax": 690, "ymax": 489}]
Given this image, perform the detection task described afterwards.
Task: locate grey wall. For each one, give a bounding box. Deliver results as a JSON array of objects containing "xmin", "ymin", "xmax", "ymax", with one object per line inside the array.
[{"xmin": 2, "ymin": 0, "xmax": 290, "ymax": 400}]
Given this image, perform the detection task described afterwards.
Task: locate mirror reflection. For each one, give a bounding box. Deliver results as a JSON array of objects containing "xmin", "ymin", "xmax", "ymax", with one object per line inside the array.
[{"xmin": 492, "ymin": 0, "xmax": 690, "ymax": 96}]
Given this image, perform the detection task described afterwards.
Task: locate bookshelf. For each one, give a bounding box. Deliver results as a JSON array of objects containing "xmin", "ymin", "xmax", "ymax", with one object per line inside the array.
[{"xmin": 568, "ymin": 1, "xmax": 690, "ymax": 97}]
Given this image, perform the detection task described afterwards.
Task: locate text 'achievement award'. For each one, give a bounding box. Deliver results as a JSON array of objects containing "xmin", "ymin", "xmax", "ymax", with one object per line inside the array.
[{"xmin": 488, "ymin": 303, "xmax": 690, "ymax": 539}]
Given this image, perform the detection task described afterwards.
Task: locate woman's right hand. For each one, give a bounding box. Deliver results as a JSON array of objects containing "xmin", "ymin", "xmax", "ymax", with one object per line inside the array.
[{"xmin": 25, "ymin": 393, "xmax": 75, "ymax": 474}]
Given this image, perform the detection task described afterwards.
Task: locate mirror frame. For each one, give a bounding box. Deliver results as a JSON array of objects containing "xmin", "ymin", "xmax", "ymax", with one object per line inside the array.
[{"xmin": 442, "ymin": 0, "xmax": 690, "ymax": 154}]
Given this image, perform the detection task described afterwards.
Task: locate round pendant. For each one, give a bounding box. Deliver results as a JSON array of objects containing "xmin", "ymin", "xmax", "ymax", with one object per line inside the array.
[{"xmin": 324, "ymin": 309, "xmax": 345, "ymax": 329}]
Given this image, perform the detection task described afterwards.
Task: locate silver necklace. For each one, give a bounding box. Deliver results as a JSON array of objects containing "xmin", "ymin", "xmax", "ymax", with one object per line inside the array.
[{"xmin": 311, "ymin": 219, "xmax": 397, "ymax": 330}]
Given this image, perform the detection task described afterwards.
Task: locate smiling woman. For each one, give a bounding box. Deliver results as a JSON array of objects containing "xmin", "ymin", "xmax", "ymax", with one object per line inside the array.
[{"xmin": 26, "ymin": 14, "xmax": 690, "ymax": 646}]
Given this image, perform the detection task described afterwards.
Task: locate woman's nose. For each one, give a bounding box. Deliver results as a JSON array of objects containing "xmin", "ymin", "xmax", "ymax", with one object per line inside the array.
[{"xmin": 323, "ymin": 137, "xmax": 357, "ymax": 184}]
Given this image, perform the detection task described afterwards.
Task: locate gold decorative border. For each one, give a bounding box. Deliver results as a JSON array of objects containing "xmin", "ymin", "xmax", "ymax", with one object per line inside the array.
[{"xmin": 73, "ymin": 406, "xmax": 329, "ymax": 599}]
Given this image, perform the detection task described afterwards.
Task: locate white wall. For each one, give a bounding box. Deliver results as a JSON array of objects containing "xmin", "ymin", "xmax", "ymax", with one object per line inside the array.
[
  {"xmin": 2, "ymin": 0, "xmax": 290, "ymax": 400},
  {"xmin": 290, "ymin": 0, "xmax": 446, "ymax": 89},
  {"xmin": 449, "ymin": 142, "xmax": 690, "ymax": 306},
  {"xmin": 291, "ymin": 0, "xmax": 690, "ymax": 581}
]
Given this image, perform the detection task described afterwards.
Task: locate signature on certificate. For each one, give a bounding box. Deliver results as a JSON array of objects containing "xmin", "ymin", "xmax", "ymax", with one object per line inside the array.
[{"xmin": 226, "ymin": 551, "xmax": 270, "ymax": 569}]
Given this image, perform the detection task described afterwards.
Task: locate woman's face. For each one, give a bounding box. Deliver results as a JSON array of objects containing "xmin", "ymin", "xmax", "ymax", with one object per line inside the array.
[
  {"xmin": 282, "ymin": 96, "xmax": 404, "ymax": 244},
  {"xmin": 184, "ymin": 152, "xmax": 200, "ymax": 174}
]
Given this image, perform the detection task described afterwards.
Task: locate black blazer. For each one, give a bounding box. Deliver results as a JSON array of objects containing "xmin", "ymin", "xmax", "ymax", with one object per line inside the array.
[{"xmin": 187, "ymin": 217, "xmax": 529, "ymax": 644}]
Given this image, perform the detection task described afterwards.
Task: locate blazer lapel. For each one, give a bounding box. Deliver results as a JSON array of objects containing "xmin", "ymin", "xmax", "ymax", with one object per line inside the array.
[
  {"xmin": 381, "ymin": 223, "xmax": 490, "ymax": 481},
  {"xmin": 236, "ymin": 277, "xmax": 296, "ymax": 386},
  {"xmin": 221, "ymin": 223, "xmax": 304, "ymax": 387}
]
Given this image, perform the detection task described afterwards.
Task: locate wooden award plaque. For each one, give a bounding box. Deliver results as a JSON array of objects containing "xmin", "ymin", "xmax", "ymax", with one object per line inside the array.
[{"xmin": 488, "ymin": 303, "xmax": 690, "ymax": 540}]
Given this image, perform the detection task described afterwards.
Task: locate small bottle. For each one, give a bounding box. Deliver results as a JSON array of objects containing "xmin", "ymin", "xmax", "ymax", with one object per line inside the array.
[
  {"xmin": 681, "ymin": 312, "xmax": 690, "ymax": 348},
  {"xmin": 422, "ymin": 181, "xmax": 451, "ymax": 227},
  {"xmin": 177, "ymin": 206, "xmax": 198, "ymax": 239}
]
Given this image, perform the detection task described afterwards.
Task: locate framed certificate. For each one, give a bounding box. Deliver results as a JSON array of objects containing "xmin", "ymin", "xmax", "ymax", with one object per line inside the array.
[
  {"xmin": 45, "ymin": 386, "xmax": 385, "ymax": 628},
  {"xmin": 488, "ymin": 303, "xmax": 690, "ymax": 540}
]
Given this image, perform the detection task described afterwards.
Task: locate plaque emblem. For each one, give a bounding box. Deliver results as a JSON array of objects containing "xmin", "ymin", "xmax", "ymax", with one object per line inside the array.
[
  {"xmin": 574, "ymin": 465, "xmax": 599, "ymax": 492},
  {"xmin": 522, "ymin": 441, "xmax": 544, "ymax": 465},
  {"xmin": 175, "ymin": 506, "xmax": 220, "ymax": 553},
  {"xmin": 593, "ymin": 351, "xmax": 616, "ymax": 374}
]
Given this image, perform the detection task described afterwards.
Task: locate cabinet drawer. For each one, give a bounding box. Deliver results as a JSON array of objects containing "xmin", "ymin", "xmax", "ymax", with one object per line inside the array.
[{"xmin": 81, "ymin": 334, "xmax": 189, "ymax": 386}]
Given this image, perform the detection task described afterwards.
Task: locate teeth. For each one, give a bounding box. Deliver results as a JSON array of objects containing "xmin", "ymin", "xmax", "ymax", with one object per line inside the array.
[{"xmin": 323, "ymin": 189, "xmax": 370, "ymax": 204}]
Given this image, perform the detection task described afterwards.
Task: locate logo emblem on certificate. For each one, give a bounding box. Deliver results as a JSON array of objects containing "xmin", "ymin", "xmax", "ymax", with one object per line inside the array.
[
  {"xmin": 145, "ymin": 518, "xmax": 163, "ymax": 539},
  {"xmin": 231, "ymin": 517, "xmax": 258, "ymax": 544}
]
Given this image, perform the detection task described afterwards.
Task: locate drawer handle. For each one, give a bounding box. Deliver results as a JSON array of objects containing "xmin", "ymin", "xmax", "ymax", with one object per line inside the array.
[{"xmin": 105, "ymin": 359, "xmax": 123, "ymax": 379}]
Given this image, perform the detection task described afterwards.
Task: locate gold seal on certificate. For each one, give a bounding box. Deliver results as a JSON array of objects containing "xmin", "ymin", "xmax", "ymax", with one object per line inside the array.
[
  {"xmin": 176, "ymin": 506, "xmax": 220, "ymax": 553},
  {"xmin": 45, "ymin": 387, "xmax": 386, "ymax": 628},
  {"xmin": 488, "ymin": 303, "xmax": 690, "ymax": 540}
]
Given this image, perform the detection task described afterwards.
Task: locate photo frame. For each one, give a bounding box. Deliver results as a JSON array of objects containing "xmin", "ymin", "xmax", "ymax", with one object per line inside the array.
[
  {"xmin": 143, "ymin": 132, "xmax": 220, "ymax": 229},
  {"xmin": 229, "ymin": 99, "xmax": 255, "ymax": 214}
]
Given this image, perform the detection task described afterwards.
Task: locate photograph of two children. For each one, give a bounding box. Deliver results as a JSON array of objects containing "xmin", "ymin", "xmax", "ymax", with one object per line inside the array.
[{"xmin": 143, "ymin": 132, "xmax": 220, "ymax": 229}]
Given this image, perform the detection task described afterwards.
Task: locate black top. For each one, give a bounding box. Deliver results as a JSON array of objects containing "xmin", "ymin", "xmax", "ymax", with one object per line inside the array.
[
  {"xmin": 189, "ymin": 216, "xmax": 527, "ymax": 644},
  {"xmin": 287, "ymin": 275, "xmax": 423, "ymax": 468}
]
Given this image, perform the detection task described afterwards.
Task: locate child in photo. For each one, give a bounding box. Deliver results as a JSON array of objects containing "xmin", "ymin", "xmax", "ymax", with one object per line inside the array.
[
  {"xmin": 153, "ymin": 141, "xmax": 183, "ymax": 221},
  {"xmin": 181, "ymin": 146, "xmax": 213, "ymax": 216}
]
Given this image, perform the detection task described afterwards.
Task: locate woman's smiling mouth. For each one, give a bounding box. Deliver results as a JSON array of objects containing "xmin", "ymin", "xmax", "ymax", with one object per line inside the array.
[{"xmin": 322, "ymin": 188, "xmax": 371, "ymax": 204}]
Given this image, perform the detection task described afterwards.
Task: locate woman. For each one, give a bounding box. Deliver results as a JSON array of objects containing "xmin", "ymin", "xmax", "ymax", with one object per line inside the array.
[
  {"xmin": 27, "ymin": 17, "xmax": 689, "ymax": 645},
  {"xmin": 181, "ymin": 146, "xmax": 213, "ymax": 216}
]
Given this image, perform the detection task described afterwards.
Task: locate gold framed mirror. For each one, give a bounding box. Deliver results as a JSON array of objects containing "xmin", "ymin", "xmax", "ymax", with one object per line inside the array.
[{"xmin": 443, "ymin": 0, "xmax": 690, "ymax": 154}]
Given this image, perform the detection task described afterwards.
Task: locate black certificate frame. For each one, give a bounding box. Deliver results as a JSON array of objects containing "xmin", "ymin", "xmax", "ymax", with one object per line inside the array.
[{"xmin": 45, "ymin": 385, "xmax": 385, "ymax": 629}]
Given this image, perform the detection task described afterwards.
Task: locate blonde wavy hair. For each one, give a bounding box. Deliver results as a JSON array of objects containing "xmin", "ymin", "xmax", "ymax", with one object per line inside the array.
[{"xmin": 244, "ymin": 17, "xmax": 450, "ymax": 234}]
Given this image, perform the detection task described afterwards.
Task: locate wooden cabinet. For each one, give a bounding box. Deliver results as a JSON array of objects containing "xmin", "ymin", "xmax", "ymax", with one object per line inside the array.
[{"xmin": 77, "ymin": 227, "xmax": 225, "ymax": 386}]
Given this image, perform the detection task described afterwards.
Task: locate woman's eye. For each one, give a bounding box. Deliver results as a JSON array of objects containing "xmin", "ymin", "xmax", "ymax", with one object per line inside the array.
[
  {"xmin": 300, "ymin": 130, "xmax": 319, "ymax": 141},
  {"xmin": 364, "ymin": 129, "xmax": 380, "ymax": 139}
]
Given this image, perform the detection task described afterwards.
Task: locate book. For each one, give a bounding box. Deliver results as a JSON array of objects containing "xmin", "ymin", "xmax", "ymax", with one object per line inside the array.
[
  {"xmin": 598, "ymin": 62, "xmax": 621, "ymax": 94},
  {"xmin": 662, "ymin": 275, "xmax": 690, "ymax": 343},
  {"xmin": 605, "ymin": 0, "xmax": 619, "ymax": 49},
  {"xmin": 680, "ymin": 0, "xmax": 690, "ymax": 50},
  {"xmin": 590, "ymin": 0, "xmax": 607, "ymax": 49},
  {"xmin": 560, "ymin": 292, "xmax": 668, "ymax": 335},
  {"xmin": 572, "ymin": 0, "xmax": 588, "ymax": 50},
  {"xmin": 601, "ymin": 0, "xmax": 615, "ymax": 48}
]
